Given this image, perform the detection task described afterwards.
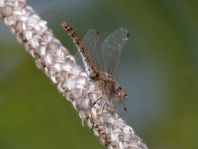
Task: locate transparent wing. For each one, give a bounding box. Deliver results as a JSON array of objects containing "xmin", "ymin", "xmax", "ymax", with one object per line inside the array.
[
  {"xmin": 100, "ymin": 28, "xmax": 129, "ymax": 75},
  {"xmin": 74, "ymin": 29, "xmax": 101, "ymax": 71},
  {"xmin": 82, "ymin": 29, "xmax": 101, "ymax": 67}
]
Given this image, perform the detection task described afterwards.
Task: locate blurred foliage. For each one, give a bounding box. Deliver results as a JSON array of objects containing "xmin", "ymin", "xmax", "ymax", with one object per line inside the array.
[{"xmin": 0, "ymin": 0, "xmax": 197, "ymax": 149}]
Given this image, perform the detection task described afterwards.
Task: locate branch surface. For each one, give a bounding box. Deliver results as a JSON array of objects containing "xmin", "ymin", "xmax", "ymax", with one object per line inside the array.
[{"xmin": 0, "ymin": 0, "xmax": 148, "ymax": 148}]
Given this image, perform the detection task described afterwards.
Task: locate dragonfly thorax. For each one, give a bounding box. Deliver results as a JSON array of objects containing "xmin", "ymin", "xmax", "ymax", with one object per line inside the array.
[{"xmin": 99, "ymin": 73, "xmax": 127, "ymax": 102}]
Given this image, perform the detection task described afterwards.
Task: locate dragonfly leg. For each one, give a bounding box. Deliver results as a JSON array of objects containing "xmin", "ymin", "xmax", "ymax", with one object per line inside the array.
[
  {"xmin": 101, "ymin": 99, "xmax": 107, "ymax": 111},
  {"xmin": 91, "ymin": 96, "xmax": 102, "ymax": 107}
]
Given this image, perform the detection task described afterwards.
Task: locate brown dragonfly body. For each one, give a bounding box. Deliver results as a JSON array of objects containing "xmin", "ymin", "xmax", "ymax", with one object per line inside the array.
[{"xmin": 61, "ymin": 21, "xmax": 127, "ymax": 102}]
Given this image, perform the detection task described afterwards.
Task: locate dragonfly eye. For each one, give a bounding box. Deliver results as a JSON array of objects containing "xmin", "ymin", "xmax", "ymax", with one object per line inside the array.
[{"xmin": 116, "ymin": 86, "xmax": 127, "ymax": 102}]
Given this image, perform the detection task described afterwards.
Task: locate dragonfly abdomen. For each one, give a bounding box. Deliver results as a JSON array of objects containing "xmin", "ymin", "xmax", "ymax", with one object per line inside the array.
[{"xmin": 61, "ymin": 21, "xmax": 100, "ymax": 79}]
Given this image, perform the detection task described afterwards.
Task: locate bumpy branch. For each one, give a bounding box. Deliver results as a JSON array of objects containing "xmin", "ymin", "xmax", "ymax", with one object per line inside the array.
[{"xmin": 0, "ymin": 0, "xmax": 148, "ymax": 148}]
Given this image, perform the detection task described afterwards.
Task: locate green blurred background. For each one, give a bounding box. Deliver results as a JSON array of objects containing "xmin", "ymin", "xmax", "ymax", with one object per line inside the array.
[{"xmin": 0, "ymin": 0, "xmax": 197, "ymax": 149}]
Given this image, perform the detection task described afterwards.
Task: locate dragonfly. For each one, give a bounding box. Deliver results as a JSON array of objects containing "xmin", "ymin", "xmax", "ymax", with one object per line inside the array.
[{"xmin": 61, "ymin": 21, "xmax": 129, "ymax": 108}]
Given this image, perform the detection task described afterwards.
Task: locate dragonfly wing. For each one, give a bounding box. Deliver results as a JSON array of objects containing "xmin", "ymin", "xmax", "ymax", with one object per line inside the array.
[
  {"xmin": 74, "ymin": 29, "xmax": 101, "ymax": 72},
  {"xmin": 100, "ymin": 28, "xmax": 129, "ymax": 75},
  {"xmin": 82, "ymin": 29, "xmax": 101, "ymax": 67}
]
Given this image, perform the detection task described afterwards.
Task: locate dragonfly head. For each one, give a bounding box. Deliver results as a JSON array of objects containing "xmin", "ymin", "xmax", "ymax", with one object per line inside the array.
[{"xmin": 115, "ymin": 86, "xmax": 127, "ymax": 102}]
